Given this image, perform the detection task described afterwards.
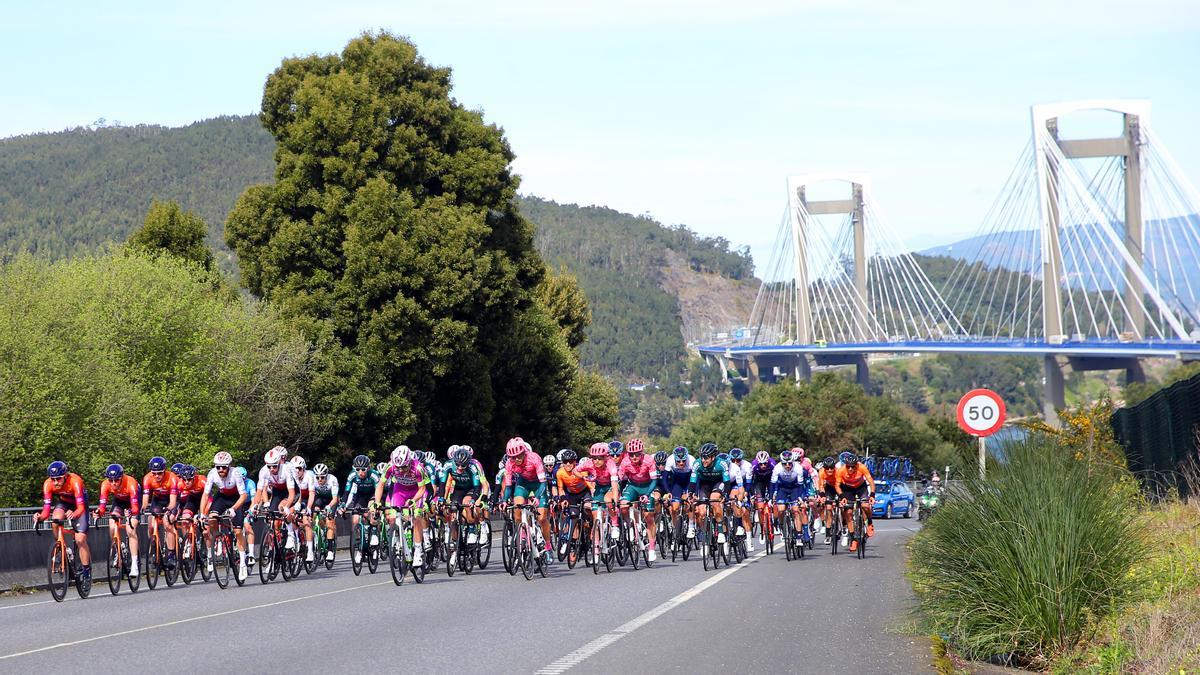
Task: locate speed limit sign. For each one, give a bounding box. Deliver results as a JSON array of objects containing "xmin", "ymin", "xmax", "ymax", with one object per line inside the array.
[{"xmin": 956, "ymin": 388, "xmax": 1006, "ymax": 437}]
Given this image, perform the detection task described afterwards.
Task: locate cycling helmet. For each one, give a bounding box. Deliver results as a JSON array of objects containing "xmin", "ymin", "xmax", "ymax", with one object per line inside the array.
[
  {"xmin": 542, "ymin": 454, "xmax": 556, "ymax": 468},
  {"xmin": 607, "ymin": 440, "xmax": 624, "ymax": 457},
  {"xmin": 47, "ymin": 461, "xmax": 68, "ymax": 478},
  {"xmin": 391, "ymin": 445, "xmax": 412, "ymax": 467},
  {"xmin": 561, "ymin": 449, "xmax": 579, "ymax": 463},
  {"xmin": 791, "ymin": 447, "xmax": 806, "ymax": 459},
  {"xmin": 376, "ymin": 462, "xmax": 389, "ymax": 474},
  {"xmin": 171, "ymin": 462, "xmax": 185, "ymax": 475},
  {"xmin": 269, "ymin": 445, "xmax": 288, "ymax": 462},
  {"xmin": 822, "ymin": 456, "xmax": 836, "ymax": 468},
  {"xmin": 588, "ymin": 442, "xmax": 609, "ymax": 457},
  {"xmin": 105, "ymin": 463, "xmax": 124, "ymax": 480},
  {"xmin": 149, "ymin": 456, "xmax": 167, "ymax": 472},
  {"xmin": 673, "ymin": 446, "xmax": 688, "ymax": 458},
  {"xmin": 213, "ymin": 451, "xmax": 233, "ymax": 467},
  {"xmin": 506, "ymin": 437, "xmax": 528, "ymax": 457},
  {"xmin": 291, "ymin": 456, "xmax": 306, "ymax": 471},
  {"xmin": 556, "ymin": 448, "xmax": 571, "ymax": 463},
  {"xmin": 844, "ymin": 453, "xmax": 860, "ymax": 465},
  {"xmin": 423, "ymin": 451, "xmax": 436, "ymax": 464},
  {"xmin": 718, "ymin": 453, "xmax": 729, "ymax": 462},
  {"xmin": 352, "ymin": 454, "xmax": 370, "ymax": 470},
  {"xmin": 730, "ymin": 448, "xmax": 744, "ymax": 461},
  {"xmin": 463, "ymin": 445, "xmax": 475, "ymax": 458},
  {"xmin": 263, "ymin": 448, "xmax": 283, "ymax": 466},
  {"xmin": 699, "ymin": 444, "xmax": 718, "ymax": 459},
  {"xmin": 755, "ymin": 450, "xmax": 771, "ymax": 463},
  {"xmin": 653, "ymin": 451, "xmax": 668, "ymax": 465},
  {"xmin": 313, "ymin": 463, "xmax": 329, "ymax": 477},
  {"xmin": 627, "ymin": 439, "xmax": 645, "ymax": 455},
  {"xmin": 178, "ymin": 465, "xmax": 196, "ymax": 481},
  {"xmin": 236, "ymin": 466, "xmax": 248, "ymax": 478},
  {"xmin": 779, "ymin": 450, "xmax": 795, "ymax": 463},
  {"xmin": 452, "ymin": 448, "xmax": 471, "ymax": 466},
  {"xmin": 446, "ymin": 444, "xmax": 460, "ymax": 459}
]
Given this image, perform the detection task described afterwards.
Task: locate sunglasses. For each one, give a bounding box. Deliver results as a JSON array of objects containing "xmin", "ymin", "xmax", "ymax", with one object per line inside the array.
[{"xmin": 51, "ymin": 476, "xmax": 66, "ymax": 482}]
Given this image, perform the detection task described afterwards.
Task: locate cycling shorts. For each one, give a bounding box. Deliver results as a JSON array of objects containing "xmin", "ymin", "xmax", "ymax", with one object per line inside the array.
[
  {"xmin": 823, "ymin": 485, "xmax": 839, "ymax": 501},
  {"xmin": 180, "ymin": 493, "xmax": 202, "ymax": 517},
  {"xmin": 511, "ymin": 476, "xmax": 546, "ymax": 503},
  {"xmin": 268, "ymin": 490, "xmax": 290, "ymax": 512},
  {"xmin": 211, "ymin": 493, "xmax": 245, "ymax": 528},
  {"xmin": 621, "ymin": 481, "xmax": 656, "ymax": 509},
  {"xmin": 348, "ymin": 490, "xmax": 372, "ymax": 511},
  {"xmin": 590, "ymin": 483, "xmax": 616, "ymax": 507},
  {"xmin": 386, "ymin": 483, "xmax": 424, "ymax": 509},
  {"xmin": 841, "ymin": 482, "xmax": 870, "ymax": 503},
  {"xmin": 750, "ymin": 479, "xmax": 772, "ymax": 499},
  {"xmin": 146, "ymin": 497, "xmax": 176, "ymax": 517},
  {"xmin": 50, "ymin": 499, "xmax": 89, "ymax": 533},
  {"xmin": 312, "ymin": 493, "xmax": 335, "ymax": 511},
  {"xmin": 451, "ymin": 485, "xmax": 478, "ymax": 505},
  {"xmin": 696, "ymin": 480, "xmax": 726, "ymax": 497},
  {"xmin": 107, "ymin": 497, "xmax": 136, "ymax": 519},
  {"xmin": 774, "ymin": 485, "xmax": 801, "ymax": 503},
  {"xmin": 664, "ymin": 473, "xmax": 691, "ymax": 501}
]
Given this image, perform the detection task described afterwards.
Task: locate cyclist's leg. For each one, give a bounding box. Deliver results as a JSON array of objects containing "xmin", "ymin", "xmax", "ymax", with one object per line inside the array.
[{"xmin": 73, "ymin": 509, "xmax": 91, "ymax": 567}]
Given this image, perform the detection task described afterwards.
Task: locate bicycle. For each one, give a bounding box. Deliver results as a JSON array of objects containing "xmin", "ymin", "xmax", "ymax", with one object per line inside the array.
[
  {"xmin": 36, "ymin": 517, "xmax": 90, "ymax": 601},
  {"xmin": 256, "ymin": 509, "xmax": 294, "ymax": 584},
  {"xmin": 653, "ymin": 503, "xmax": 672, "ymax": 565},
  {"xmin": 590, "ymin": 503, "xmax": 615, "ymax": 574},
  {"xmin": 618, "ymin": 496, "xmax": 653, "ymax": 570},
  {"xmin": 385, "ymin": 504, "xmax": 426, "ymax": 585},
  {"xmin": 442, "ymin": 502, "xmax": 475, "ymax": 576},
  {"xmin": 343, "ymin": 506, "xmax": 380, "ymax": 576},
  {"xmin": 99, "ymin": 513, "xmax": 139, "ymax": 595},
  {"xmin": 825, "ymin": 497, "xmax": 844, "ymax": 555},
  {"xmin": 693, "ymin": 498, "xmax": 726, "ymax": 571},
  {"xmin": 475, "ymin": 498, "xmax": 493, "ymax": 569},
  {"xmin": 287, "ymin": 512, "xmax": 311, "ymax": 578},
  {"xmin": 777, "ymin": 500, "xmax": 804, "ymax": 561},
  {"xmin": 176, "ymin": 513, "xmax": 205, "ymax": 585},
  {"xmin": 669, "ymin": 500, "xmax": 692, "ymax": 562},
  {"xmin": 509, "ymin": 501, "xmax": 545, "ymax": 580},
  {"xmin": 144, "ymin": 509, "xmax": 179, "ymax": 589},
  {"xmin": 205, "ymin": 513, "xmax": 247, "ymax": 589},
  {"xmin": 311, "ymin": 507, "xmax": 337, "ymax": 571},
  {"xmin": 850, "ymin": 496, "xmax": 870, "ymax": 559},
  {"xmin": 753, "ymin": 496, "xmax": 774, "ymax": 556}
]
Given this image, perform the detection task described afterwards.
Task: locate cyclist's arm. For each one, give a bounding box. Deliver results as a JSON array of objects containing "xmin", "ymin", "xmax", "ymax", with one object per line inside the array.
[
  {"xmin": 97, "ymin": 479, "xmax": 111, "ymax": 516},
  {"xmin": 372, "ymin": 474, "xmax": 385, "ymax": 504},
  {"xmin": 129, "ymin": 482, "xmax": 141, "ymax": 516},
  {"xmin": 166, "ymin": 478, "xmax": 179, "ymax": 512},
  {"xmin": 69, "ymin": 477, "xmax": 87, "ymax": 520},
  {"xmin": 200, "ymin": 483, "xmax": 213, "ymax": 517}
]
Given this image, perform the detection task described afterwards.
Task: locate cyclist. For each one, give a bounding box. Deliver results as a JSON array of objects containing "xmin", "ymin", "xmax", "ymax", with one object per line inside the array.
[
  {"xmin": 502, "ymin": 437, "xmax": 553, "ymax": 559},
  {"xmin": 237, "ymin": 466, "xmax": 257, "ymax": 567},
  {"xmin": 142, "ymin": 456, "xmax": 180, "ymax": 569},
  {"xmin": 200, "ymin": 452, "xmax": 249, "ymax": 581},
  {"xmin": 35, "ymin": 461, "xmax": 92, "ymax": 586},
  {"xmin": 609, "ymin": 441, "xmax": 625, "ymax": 496},
  {"xmin": 542, "ymin": 454, "xmax": 559, "ymax": 501},
  {"xmin": 836, "ymin": 453, "xmax": 875, "ymax": 552},
  {"xmin": 728, "ymin": 448, "xmax": 754, "ymax": 552},
  {"xmin": 443, "ymin": 447, "xmax": 483, "ymax": 545},
  {"xmin": 421, "ymin": 451, "xmax": 441, "ymax": 497},
  {"xmin": 689, "ymin": 443, "xmax": 731, "ymax": 552},
  {"xmin": 175, "ymin": 464, "xmax": 206, "ymax": 568},
  {"xmin": 817, "ymin": 456, "xmax": 839, "ymax": 544},
  {"xmin": 374, "ymin": 445, "xmax": 430, "ymax": 566},
  {"xmin": 255, "ymin": 446, "xmax": 298, "ymax": 550},
  {"xmin": 96, "ymin": 463, "xmax": 141, "ymax": 577},
  {"xmin": 617, "ymin": 439, "xmax": 660, "ymax": 562},
  {"xmin": 771, "ymin": 450, "xmax": 811, "ymax": 545},
  {"xmin": 291, "ymin": 456, "xmax": 316, "ymax": 563},
  {"xmin": 461, "ymin": 445, "xmax": 491, "ymax": 519},
  {"xmin": 555, "ymin": 449, "xmax": 594, "ymax": 561},
  {"xmin": 341, "ymin": 454, "xmax": 381, "ymax": 563},
  {"xmin": 650, "ymin": 451, "xmax": 669, "ymax": 523},
  {"xmin": 308, "ymin": 463, "xmax": 340, "ymax": 562},
  {"xmin": 584, "ymin": 442, "xmax": 621, "ymax": 541},
  {"xmin": 662, "ymin": 446, "xmax": 695, "ymax": 540}
]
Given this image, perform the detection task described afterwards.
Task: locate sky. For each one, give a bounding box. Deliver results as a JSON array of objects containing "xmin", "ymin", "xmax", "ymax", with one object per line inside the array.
[{"xmin": 3, "ymin": 0, "xmax": 1199, "ymax": 272}]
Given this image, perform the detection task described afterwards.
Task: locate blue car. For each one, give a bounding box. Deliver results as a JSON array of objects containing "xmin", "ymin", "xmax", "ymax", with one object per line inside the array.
[{"xmin": 872, "ymin": 480, "xmax": 914, "ymax": 519}]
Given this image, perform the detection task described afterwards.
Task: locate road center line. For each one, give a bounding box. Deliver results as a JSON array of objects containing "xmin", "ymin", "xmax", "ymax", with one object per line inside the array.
[
  {"xmin": 0, "ymin": 580, "xmax": 391, "ymax": 661},
  {"xmin": 534, "ymin": 550, "xmax": 768, "ymax": 674}
]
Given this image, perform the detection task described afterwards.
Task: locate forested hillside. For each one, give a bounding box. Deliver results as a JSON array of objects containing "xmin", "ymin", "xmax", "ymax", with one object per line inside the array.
[{"xmin": 0, "ymin": 116, "xmax": 755, "ymax": 380}]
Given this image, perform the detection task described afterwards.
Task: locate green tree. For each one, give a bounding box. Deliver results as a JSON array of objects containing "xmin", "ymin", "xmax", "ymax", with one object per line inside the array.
[
  {"xmin": 127, "ymin": 199, "xmax": 214, "ymax": 270},
  {"xmin": 564, "ymin": 370, "xmax": 621, "ymax": 449},
  {"xmin": 225, "ymin": 32, "xmax": 571, "ymax": 460},
  {"xmin": 536, "ymin": 267, "xmax": 591, "ymax": 351}
]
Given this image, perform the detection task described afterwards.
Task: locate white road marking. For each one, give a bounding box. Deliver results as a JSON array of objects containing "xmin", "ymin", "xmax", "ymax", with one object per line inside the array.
[
  {"xmin": 534, "ymin": 549, "xmax": 768, "ymax": 674},
  {"xmin": 0, "ymin": 580, "xmax": 391, "ymax": 660}
]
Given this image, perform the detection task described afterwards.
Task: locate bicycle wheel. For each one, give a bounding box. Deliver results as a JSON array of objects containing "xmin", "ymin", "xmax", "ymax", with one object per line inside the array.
[
  {"xmin": 411, "ymin": 536, "xmax": 426, "ymax": 584},
  {"xmin": 389, "ymin": 529, "xmax": 406, "ymax": 587},
  {"xmin": 123, "ymin": 544, "xmax": 139, "ymax": 593},
  {"xmin": 680, "ymin": 515, "xmax": 692, "ymax": 562},
  {"xmin": 214, "ymin": 537, "xmax": 231, "ymax": 589},
  {"xmin": 502, "ymin": 518, "xmax": 515, "ymax": 575},
  {"xmin": 783, "ymin": 517, "xmax": 794, "ymax": 561},
  {"xmin": 477, "ymin": 519, "xmax": 492, "ymax": 569},
  {"xmin": 615, "ymin": 515, "xmax": 628, "ymax": 567},
  {"xmin": 445, "ymin": 532, "xmax": 457, "ymax": 578},
  {"xmin": 46, "ymin": 542, "xmax": 67, "ymax": 602},
  {"xmin": 518, "ymin": 523, "xmax": 535, "ymax": 580},
  {"xmin": 164, "ymin": 542, "xmax": 179, "ymax": 587},
  {"xmin": 366, "ymin": 525, "xmax": 380, "ymax": 575},
  {"xmin": 180, "ymin": 533, "xmax": 195, "ymax": 585},
  {"xmin": 259, "ymin": 535, "xmax": 276, "ymax": 584},
  {"xmin": 699, "ymin": 519, "xmax": 710, "ymax": 571},
  {"xmin": 198, "ymin": 534, "xmax": 211, "ymax": 583},
  {"xmin": 146, "ymin": 542, "xmax": 160, "ymax": 590},
  {"xmin": 628, "ymin": 516, "xmax": 641, "ymax": 571},
  {"xmin": 323, "ymin": 531, "xmax": 336, "ymax": 570},
  {"xmin": 351, "ymin": 526, "xmax": 365, "ymax": 576},
  {"xmin": 106, "ymin": 540, "xmax": 122, "ymax": 595}
]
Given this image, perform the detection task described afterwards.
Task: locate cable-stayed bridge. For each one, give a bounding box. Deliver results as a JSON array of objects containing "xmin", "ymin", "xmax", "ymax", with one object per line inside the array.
[{"xmin": 697, "ymin": 100, "xmax": 1200, "ymax": 423}]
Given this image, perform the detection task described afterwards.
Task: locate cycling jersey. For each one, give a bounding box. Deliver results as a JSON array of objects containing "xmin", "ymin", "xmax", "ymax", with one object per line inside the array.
[
  {"xmin": 178, "ymin": 475, "xmax": 206, "ymax": 500},
  {"xmin": 582, "ymin": 456, "xmax": 618, "ymax": 486},
  {"xmin": 383, "ymin": 462, "xmax": 428, "ymax": 508},
  {"xmin": 731, "ymin": 460, "xmax": 753, "ymax": 488},
  {"xmin": 311, "ymin": 475, "xmax": 340, "ymax": 510},
  {"xmin": 617, "ymin": 455, "xmax": 659, "ymax": 485},
  {"xmin": 293, "ymin": 470, "xmax": 313, "ymax": 503},
  {"xmin": 727, "ymin": 462, "xmax": 747, "ymax": 489},
  {"xmin": 206, "ymin": 468, "xmax": 247, "ymax": 498},
  {"xmin": 690, "ymin": 458, "xmax": 731, "ymax": 491},
  {"xmin": 750, "ymin": 458, "xmax": 775, "ymax": 481},
  {"xmin": 344, "ymin": 469, "xmax": 381, "ymax": 509},
  {"xmin": 42, "ymin": 473, "xmax": 87, "ymax": 518},
  {"xmin": 818, "ymin": 467, "xmax": 839, "ymax": 497},
  {"xmin": 258, "ymin": 465, "xmax": 297, "ymax": 494},
  {"xmin": 444, "ymin": 463, "xmax": 482, "ymax": 491},
  {"xmin": 770, "ymin": 462, "xmax": 811, "ymax": 501},
  {"xmin": 98, "ymin": 476, "xmax": 140, "ymax": 516},
  {"xmin": 556, "ymin": 466, "xmax": 591, "ymax": 495},
  {"xmin": 142, "ymin": 471, "xmax": 180, "ymax": 502},
  {"xmin": 502, "ymin": 451, "xmax": 547, "ymax": 487},
  {"xmin": 836, "ymin": 464, "xmax": 873, "ymax": 489}
]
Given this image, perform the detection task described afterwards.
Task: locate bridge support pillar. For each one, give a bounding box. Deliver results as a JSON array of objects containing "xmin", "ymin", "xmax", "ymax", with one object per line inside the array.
[
  {"xmin": 715, "ymin": 355, "xmax": 730, "ymax": 383},
  {"xmin": 854, "ymin": 355, "xmax": 870, "ymax": 390},
  {"xmin": 795, "ymin": 355, "xmax": 812, "ymax": 383},
  {"xmin": 1043, "ymin": 355, "xmax": 1066, "ymax": 426},
  {"xmin": 1126, "ymin": 360, "xmax": 1146, "ymax": 385}
]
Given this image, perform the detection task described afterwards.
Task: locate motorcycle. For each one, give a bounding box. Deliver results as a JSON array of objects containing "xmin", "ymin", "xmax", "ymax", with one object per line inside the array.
[{"xmin": 917, "ymin": 491, "xmax": 939, "ymax": 521}]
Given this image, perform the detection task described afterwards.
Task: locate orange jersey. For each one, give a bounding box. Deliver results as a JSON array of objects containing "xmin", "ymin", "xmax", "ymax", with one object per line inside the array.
[
  {"xmin": 817, "ymin": 467, "xmax": 838, "ymax": 491},
  {"xmin": 178, "ymin": 475, "xmax": 206, "ymax": 499},
  {"xmin": 41, "ymin": 473, "xmax": 87, "ymax": 516},
  {"xmin": 835, "ymin": 464, "xmax": 872, "ymax": 489},
  {"xmin": 98, "ymin": 475, "xmax": 140, "ymax": 514},
  {"xmin": 556, "ymin": 466, "xmax": 591, "ymax": 494},
  {"xmin": 142, "ymin": 471, "xmax": 180, "ymax": 500}
]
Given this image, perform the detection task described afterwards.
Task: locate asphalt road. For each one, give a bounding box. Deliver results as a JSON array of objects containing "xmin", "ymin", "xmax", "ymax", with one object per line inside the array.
[{"xmin": 0, "ymin": 518, "xmax": 929, "ymax": 674}]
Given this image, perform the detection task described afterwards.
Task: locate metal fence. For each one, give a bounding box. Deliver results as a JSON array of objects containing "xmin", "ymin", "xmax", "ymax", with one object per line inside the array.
[{"xmin": 0, "ymin": 506, "xmax": 127, "ymax": 532}]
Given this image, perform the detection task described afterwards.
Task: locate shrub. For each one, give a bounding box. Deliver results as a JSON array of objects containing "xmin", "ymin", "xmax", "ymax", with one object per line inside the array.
[{"xmin": 909, "ymin": 435, "xmax": 1149, "ymax": 666}]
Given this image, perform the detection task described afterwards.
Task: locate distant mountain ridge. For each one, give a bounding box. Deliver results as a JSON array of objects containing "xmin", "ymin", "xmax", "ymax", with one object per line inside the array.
[{"xmin": 0, "ymin": 115, "xmax": 757, "ymax": 379}]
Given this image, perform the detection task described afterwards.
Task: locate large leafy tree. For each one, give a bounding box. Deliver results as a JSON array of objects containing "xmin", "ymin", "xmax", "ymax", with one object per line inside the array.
[
  {"xmin": 128, "ymin": 199, "xmax": 215, "ymax": 270},
  {"xmin": 226, "ymin": 32, "xmax": 569, "ymax": 457}
]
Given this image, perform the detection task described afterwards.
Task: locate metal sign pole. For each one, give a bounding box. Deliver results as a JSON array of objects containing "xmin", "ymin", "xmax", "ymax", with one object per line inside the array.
[{"xmin": 978, "ymin": 436, "xmax": 986, "ymax": 480}]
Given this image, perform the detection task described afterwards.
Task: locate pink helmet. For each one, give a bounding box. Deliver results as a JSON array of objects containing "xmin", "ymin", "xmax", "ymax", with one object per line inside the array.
[
  {"xmin": 589, "ymin": 442, "xmax": 609, "ymax": 457},
  {"xmin": 506, "ymin": 437, "xmax": 528, "ymax": 457},
  {"xmin": 627, "ymin": 439, "xmax": 645, "ymax": 454},
  {"xmin": 791, "ymin": 447, "xmax": 806, "ymax": 459}
]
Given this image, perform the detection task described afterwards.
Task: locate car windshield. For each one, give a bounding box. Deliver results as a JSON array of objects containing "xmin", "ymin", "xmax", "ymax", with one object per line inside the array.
[{"xmin": 874, "ymin": 481, "xmax": 891, "ymax": 494}]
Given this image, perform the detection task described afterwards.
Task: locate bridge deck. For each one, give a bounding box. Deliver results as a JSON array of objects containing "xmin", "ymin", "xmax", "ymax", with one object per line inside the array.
[{"xmin": 698, "ymin": 339, "xmax": 1200, "ymax": 359}]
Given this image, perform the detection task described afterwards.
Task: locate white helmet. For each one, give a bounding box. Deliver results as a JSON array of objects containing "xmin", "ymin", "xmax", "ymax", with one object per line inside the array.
[
  {"xmin": 376, "ymin": 462, "xmax": 388, "ymax": 474},
  {"xmin": 272, "ymin": 445, "xmax": 288, "ymax": 460},
  {"xmin": 213, "ymin": 451, "xmax": 233, "ymax": 467},
  {"xmin": 424, "ymin": 451, "xmax": 436, "ymax": 463},
  {"xmin": 264, "ymin": 448, "xmax": 284, "ymax": 465},
  {"xmin": 463, "ymin": 445, "xmax": 475, "ymax": 458},
  {"xmin": 313, "ymin": 463, "xmax": 329, "ymax": 477},
  {"xmin": 391, "ymin": 445, "xmax": 411, "ymax": 467},
  {"xmin": 291, "ymin": 455, "xmax": 306, "ymax": 470},
  {"xmin": 755, "ymin": 451, "xmax": 771, "ymax": 463},
  {"xmin": 447, "ymin": 444, "xmax": 460, "ymax": 459},
  {"xmin": 542, "ymin": 454, "xmax": 556, "ymax": 467}
]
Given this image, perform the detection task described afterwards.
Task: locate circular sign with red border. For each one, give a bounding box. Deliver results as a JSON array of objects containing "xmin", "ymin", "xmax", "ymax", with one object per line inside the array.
[{"xmin": 956, "ymin": 388, "xmax": 1006, "ymax": 437}]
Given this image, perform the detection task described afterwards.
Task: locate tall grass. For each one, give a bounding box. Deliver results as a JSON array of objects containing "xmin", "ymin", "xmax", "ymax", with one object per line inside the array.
[{"xmin": 909, "ymin": 436, "xmax": 1149, "ymax": 666}]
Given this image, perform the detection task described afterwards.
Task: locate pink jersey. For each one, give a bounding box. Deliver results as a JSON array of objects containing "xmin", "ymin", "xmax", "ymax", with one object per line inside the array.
[
  {"xmin": 618, "ymin": 455, "xmax": 659, "ymax": 483},
  {"xmin": 502, "ymin": 450, "xmax": 546, "ymax": 487},
  {"xmin": 583, "ymin": 456, "xmax": 619, "ymax": 485}
]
